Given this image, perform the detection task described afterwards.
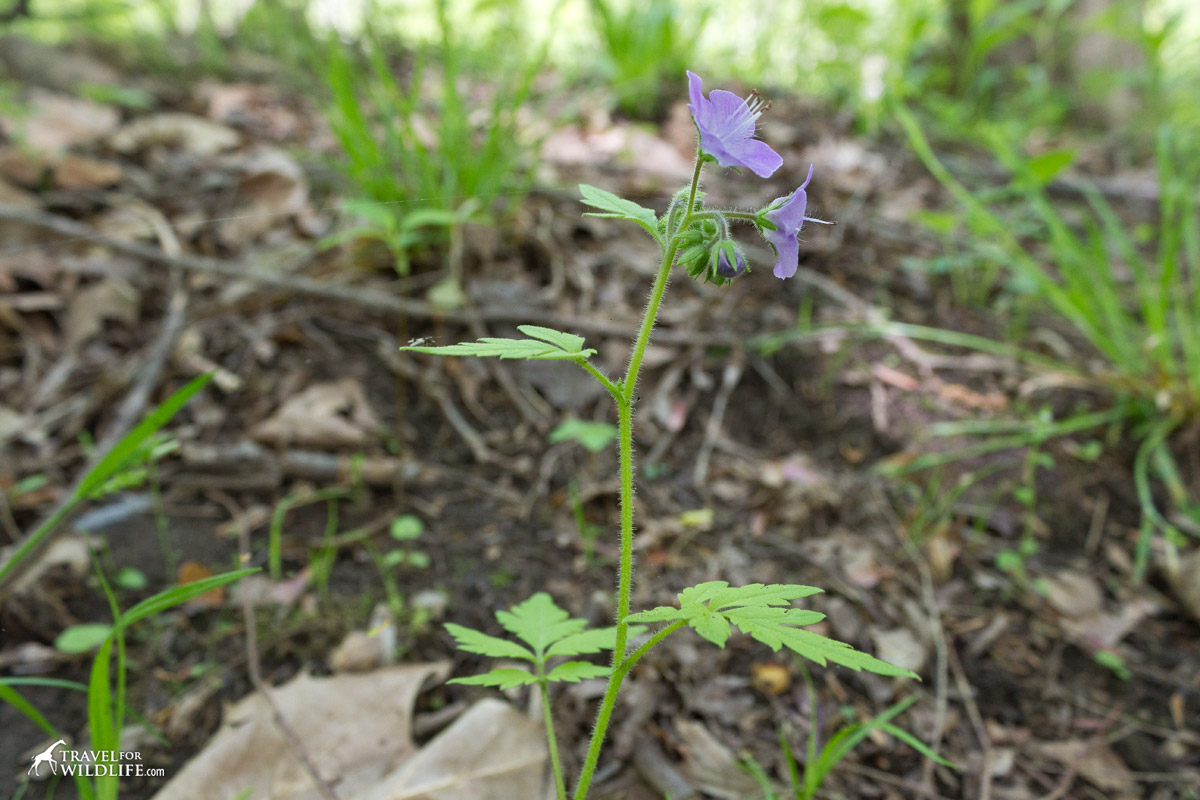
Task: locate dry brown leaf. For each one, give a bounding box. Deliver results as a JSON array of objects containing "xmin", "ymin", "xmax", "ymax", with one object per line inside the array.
[
  {"xmin": 0, "ymin": 37, "xmax": 121, "ymax": 93},
  {"xmin": 1, "ymin": 89, "xmax": 120, "ymax": 154},
  {"xmin": 202, "ymin": 82, "xmax": 301, "ymax": 141},
  {"xmin": 177, "ymin": 561, "xmax": 226, "ymax": 609},
  {"xmin": 52, "ymin": 153, "xmax": 123, "ymax": 190},
  {"xmin": 674, "ymin": 718, "xmax": 763, "ymax": 800},
  {"xmin": 838, "ymin": 535, "xmax": 891, "ymax": 588},
  {"xmin": 63, "ymin": 279, "xmax": 141, "ymax": 349},
  {"xmin": 251, "ymin": 378, "xmax": 381, "ymax": 449},
  {"xmin": 1043, "ymin": 569, "xmax": 1104, "ymax": 619},
  {"xmin": 6, "ymin": 533, "xmax": 90, "ymax": 594},
  {"xmin": 0, "ymin": 146, "xmax": 48, "ymax": 188},
  {"xmin": 935, "ymin": 381, "xmax": 1008, "ymax": 411},
  {"xmin": 0, "ymin": 404, "xmax": 28, "ymax": 450},
  {"xmin": 217, "ymin": 147, "xmax": 309, "ymax": 247},
  {"xmin": 330, "ymin": 605, "xmax": 397, "ymax": 673},
  {"xmin": 1041, "ymin": 568, "xmax": 1158, "ymax": 651},
  {"xmin": 869, "ymin": 626, "xmax": 929, "ymax": 674},
  {"xmin": 109, "ymin": 112, "xmax": 240, "ymax": 157},
  {"xmin": 806, "ymin": 137, "xmax": 890, "ymax": 196},
  {"xmin": 153, "ymin": 664, "xmax": 450, "ymax": 800},
  {"xmin": 541, "ymin": 124, "xmax": 693, "ymax": 182},
  {"xmin": 871, "ymin": 363, "xmax": 920, "ymax": 392},
  {"xmin": 1165, "ymin": 548, "xmax": 1200, "ymax": 623},
  {"xmin": 923, "ymin": 525, "xmax": 961, "ymax": 583},
  {"xmin": 355, "ymin": 698, "xmax": 547, "ymax": 800},
  {"xmin": 1038, "ymin": 739, "xmax": 1136, "ymax": 795},
  {"xmin": 0, "ymin": 176, "xmax": 48, "ymax": 253}
]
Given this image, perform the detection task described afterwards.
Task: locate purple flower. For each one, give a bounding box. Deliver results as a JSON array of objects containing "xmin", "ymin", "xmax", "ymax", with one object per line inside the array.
[
  {"xmin": 714, "ymin": 241, "xmax": 746, "ymax": 280},
  {"xmin": 760, "ymin": 165, "xmax": 814, "ymax": 279},
  {"xmin": 687, "ymin": 71, "xmax": 782, "ymax": 179}
]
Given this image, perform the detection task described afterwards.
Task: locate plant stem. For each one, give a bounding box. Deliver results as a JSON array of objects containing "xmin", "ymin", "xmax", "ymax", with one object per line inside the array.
[
  {"xmin": 540, "ymin": 678, "xmax": 567, "ymax": 800},
  {"xmin": 572, "ymin": 156, "xmax": 703, "ymax": 800}
]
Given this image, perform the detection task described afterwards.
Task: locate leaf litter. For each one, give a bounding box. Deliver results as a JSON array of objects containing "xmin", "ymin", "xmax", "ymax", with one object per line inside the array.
[{"xmin": 0, "ymin": 32, "xmax": 1196, "ymax": 800}]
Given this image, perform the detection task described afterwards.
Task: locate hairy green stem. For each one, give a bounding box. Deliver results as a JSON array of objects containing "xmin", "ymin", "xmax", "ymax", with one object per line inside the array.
[
  {"xmin": 616, "ymin": 620, "xmax": 686, "ymax": 680},
  {"xmin": 572, "ymin": 156, "xmax": 703, "ymax": 800},
  {"xmin": 540, "ymin": 677, "xmax": 567, "ymax": 800}
]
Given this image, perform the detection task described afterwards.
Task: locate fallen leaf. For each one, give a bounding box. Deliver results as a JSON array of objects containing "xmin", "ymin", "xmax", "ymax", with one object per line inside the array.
[
  {"xmin": 0, "ymin": 405, "xmax": 29, "ymax": 450},
  {"xmin": 674, "ymin": 719, "xmax": 763, "ymax": 800},
  {"xmin": 935, "ymin": 381, "xmax": 1008, "ymax": 411},
  {"xmin": 1043, "ymin": 569, "xmax": 1104, "ymax": 619},
  {"xmin": 63, "ymin": 279, "xmax": 141, "ymax": 349},
  {"xmin": 839, "ymin": 536, "xmax": 891, "ymax": 588},
  {"xmin": 251, "ymin": 378, "xmax": 381, "ymax": 449},
  {"xmin": 177, "ymin": 561, "xmax": 225, "ymax": 609},
  {"xmin": 217, "ymin": 147, "xmax": 309, "ymax": 247},
  {"xmin": 330, "ymin": 605, "xmax": 397, "ymax": 673},
  {"xmin": 52, "ymin": 153, "xmax": 123, "ymax": 190},
  {"xmin": 6, "ymin": 533, "xmax": 91, "ymax": 594},
  {"xmin": 0, "ymin": 146, "xmax": 49, "ymax": 187},
  {"xmin": 541, "ymin": 123, "xmax": 693, "ymax": 183},
  {"xmin": 0, "ymin": 36, "xmax": 121, "ymax": 94},
  {"xmin": 1165, "ymin": 548, "xmax": 1200, "ymax": 624},
  {"xmin": 355, "ymin": 698, "xmax": 547, "ymax": 800},
  {"xmin": 153, "ymin": 664, "xmax": 451, "ymax": 800},
  {"xmin": 869, "ymin": 627, "xmax": 928, "ymax": 674},
  {"xmin": 1038, "ymin": 739, "xmax": 1135, "ymax": 795},
  {"xmin": 109, "ymin": 112, "xmax": 240, "ymax": 157},
  {"xmin": 1, "ymin": 88, "xmax": 120, "ymax": 154},
  {"xmin": 202, "ymin": 82, "xmax": 301, "ymax": 141}
]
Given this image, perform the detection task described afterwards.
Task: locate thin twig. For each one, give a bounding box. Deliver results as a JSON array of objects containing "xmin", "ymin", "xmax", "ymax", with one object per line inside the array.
[
  {"xmin": 0, "ymin": 203, "xmax": 733, "ymax": 346},
  {"xmin": 870, "ymin": 483, "xmax": 951, "ymax": 795},
  {"xmin": 236, "ymin": 517, "xmax": 339, "ymax": 800},
  {"xmin": 947, "ymin": 642, "xmax": 994, "ymax": 800},
  {"xmin": 692, "ymin": 348, "xmax": 743, "ymax": 486}
]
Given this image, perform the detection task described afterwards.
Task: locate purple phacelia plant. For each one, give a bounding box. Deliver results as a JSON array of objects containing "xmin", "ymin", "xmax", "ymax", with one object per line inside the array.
[{"xmin": 402, "ymin": 71, "xmax": 914, "ymax": 800}]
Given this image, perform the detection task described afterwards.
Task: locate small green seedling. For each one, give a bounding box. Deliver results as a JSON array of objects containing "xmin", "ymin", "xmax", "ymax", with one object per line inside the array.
[
  {"xmin": 368, "ymin": 514, "xmax": 430, "ymax": 622},
  {"xmin": 446, "ymin": 593, "xmax": 644, "ymax": 797},
  {"xmin": 384, "ymin": 514, "xmax": 429, "ymax": 570},
  {"xmin": 550, "ymin": 420, "xmax": 619, "ymax": 453},
  {"xmin": 115, "ymin": 567, "xmax": 148, "ymax": 591}
]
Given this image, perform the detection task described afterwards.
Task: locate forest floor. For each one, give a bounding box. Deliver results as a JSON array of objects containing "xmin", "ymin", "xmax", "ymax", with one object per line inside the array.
[{"xmin": 1, "ymin": 36, "xmax": 1198, "ymax": 800}]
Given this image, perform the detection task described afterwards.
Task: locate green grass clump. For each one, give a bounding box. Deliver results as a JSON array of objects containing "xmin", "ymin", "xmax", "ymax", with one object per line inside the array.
[
  {"xmin": 585, "ymin": 0, "xmax": 708, "ymax": 119},
  {"xmin": 0, "ymin": 375, "xmax": 255, "ymax": 800},
  {"xmin": 887, "ymin": 98, "xmax": 1200, "ymax": 578},
  {"xmin": 321, "ymin": 0, "xmax": 545, "ymax": 275}
]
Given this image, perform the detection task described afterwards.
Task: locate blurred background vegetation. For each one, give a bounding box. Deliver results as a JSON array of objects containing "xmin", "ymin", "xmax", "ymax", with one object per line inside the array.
[{"xmin": 2, "ymin": 0, "xmax": 1199, "ymax": 571}]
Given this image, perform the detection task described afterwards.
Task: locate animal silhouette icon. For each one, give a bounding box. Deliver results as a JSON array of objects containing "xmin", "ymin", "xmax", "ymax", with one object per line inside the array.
[{"xmin": 27, "ymin": 739, "xmax": 66, "ymax": 776}]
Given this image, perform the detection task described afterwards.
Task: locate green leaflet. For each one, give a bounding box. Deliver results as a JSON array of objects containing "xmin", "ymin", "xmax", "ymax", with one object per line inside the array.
[
  {"xmin": 578, "ymin": 184, "xmax": 660, "ymax": 240},
  {"xmin": 444, "ymin": 593, "xmax": 643, "ymax": 689},
  {"xmin": 629, "ymin": 581, "xmax": 918, "ymax": 679},
  {"xmin": 401, "ymin": 325, "xmax": 596, "ymax": 361}
]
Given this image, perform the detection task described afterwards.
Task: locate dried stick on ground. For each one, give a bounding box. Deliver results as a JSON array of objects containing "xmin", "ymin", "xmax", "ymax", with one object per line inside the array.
[
  {"xmin": 692, "ymin": 348, "xmax": 744, "ymax": 487},
  {"xmin": 870, "ymin": 484, "xmax": 952, "ymax": 795},
  {"xmin": 236, "ymin": 520, "xmax": 339, "ymax": 800},
  {"xmin": 0, "ymin": 203, "xmax": 733, "ymax": 346}
]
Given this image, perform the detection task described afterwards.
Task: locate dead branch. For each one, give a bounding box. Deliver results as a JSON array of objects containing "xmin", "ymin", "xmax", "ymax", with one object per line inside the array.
[{"xmin": 0, "ymin": 203, "xmax": 734, "ymax": 347}]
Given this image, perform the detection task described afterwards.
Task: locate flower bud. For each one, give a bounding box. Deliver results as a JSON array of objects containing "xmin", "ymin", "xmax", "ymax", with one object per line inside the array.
[{"xmin": 713, "ymin": 241, "xmax": 746, "ymax": 280}]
